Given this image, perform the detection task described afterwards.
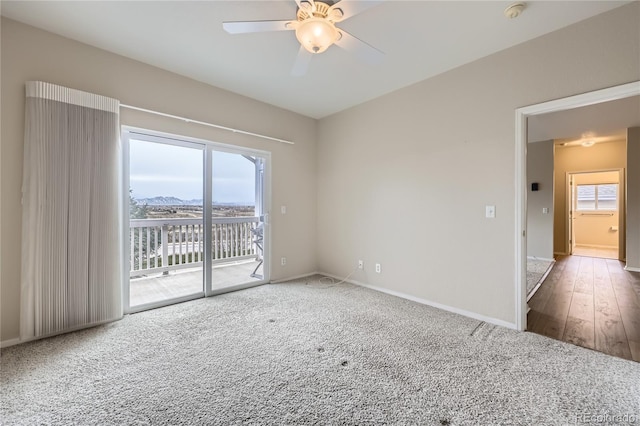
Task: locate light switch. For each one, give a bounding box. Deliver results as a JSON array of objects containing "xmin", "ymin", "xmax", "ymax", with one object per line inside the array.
[
  {"xmin": 281, "ymin": 205, "xmax": 286, "ymax": 214},
  {"xmin": 486, "ymin": 205, "xmax": 496, "ymax": 218},
  {"xmin": 543, "ymin": 207, "xmax": 549, "ymax": 214}
]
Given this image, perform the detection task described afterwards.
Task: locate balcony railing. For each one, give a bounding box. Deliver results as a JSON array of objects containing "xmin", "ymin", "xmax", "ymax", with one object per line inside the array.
[{"xmin": 129, "ymin": 216, "xmax": 260, "ymax": 277}]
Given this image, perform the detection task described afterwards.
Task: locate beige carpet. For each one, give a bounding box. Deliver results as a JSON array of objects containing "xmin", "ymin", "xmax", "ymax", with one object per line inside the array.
[{"xmin": 2, "ymin": 275, "xmax": 638, "ymax": 425}]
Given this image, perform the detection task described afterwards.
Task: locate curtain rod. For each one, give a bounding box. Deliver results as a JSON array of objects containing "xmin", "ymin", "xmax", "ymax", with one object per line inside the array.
[{"xmin": 120, "ymin": 104, "xmax": 295, "ymax": 145}]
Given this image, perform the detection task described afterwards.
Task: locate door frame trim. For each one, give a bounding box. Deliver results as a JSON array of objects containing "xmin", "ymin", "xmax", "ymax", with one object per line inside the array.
[
  {"xmin": 567, "ymin": 172, "xmax": 574, "ymax": 255},
  {"xmin": 514, "ymin": 81, "xmax": 640, "ymax": 331}
]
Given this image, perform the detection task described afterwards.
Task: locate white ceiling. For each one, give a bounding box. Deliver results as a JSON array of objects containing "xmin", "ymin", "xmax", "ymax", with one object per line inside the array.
[{"xmin": 1, "ymin": 1, "xmax": 630, "ymax": 119}]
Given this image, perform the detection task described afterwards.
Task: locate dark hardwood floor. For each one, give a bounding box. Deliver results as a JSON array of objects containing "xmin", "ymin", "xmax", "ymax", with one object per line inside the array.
[{"xmin": 527, "ymin": 255, "xmax": 640, "ymax": 362}]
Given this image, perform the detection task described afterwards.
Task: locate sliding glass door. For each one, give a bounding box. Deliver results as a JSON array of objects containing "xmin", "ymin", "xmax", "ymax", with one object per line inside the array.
[
  {"xmin": 123, "ymin": 129, "xmax": 269, "ymax": 312},
  {"xmin": 210, "ymin": 150, "xmax": 266, "ymax": 293},
  {"xmin": 126, "ymin": 135, "xmax": 205, "ymax": 311}
]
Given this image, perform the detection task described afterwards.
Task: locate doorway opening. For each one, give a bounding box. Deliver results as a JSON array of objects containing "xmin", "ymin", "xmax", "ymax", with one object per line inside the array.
[
  {"xmin": 515, "ymin": 81, "xmax": 640, "ymax": 332},
  {"xmin": 567, "ymin": 170, "xmax": 623, "ymax": 260},
  {"xmin": 518, "ymin": 83, "xmax": 640, "ymax": 361},
  {"xmin": 122, "ymin": 128, "xmax": 270, "ymax": 313}
]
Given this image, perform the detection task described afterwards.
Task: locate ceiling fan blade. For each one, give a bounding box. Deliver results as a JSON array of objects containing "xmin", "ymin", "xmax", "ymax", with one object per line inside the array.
[
  {"xmin": 291, "ymin": 46, "xmax": 314, "ymax": 77},
  {"xmin": 334, "ymin": 29, "xmax": 384, "ymax": 64},
  {"xmin": 328, "ymin": 0, "xmax": 383, "ymax": 22},
  {"xmin": 295, "ymin": 0, "xmax": 315, "ymax": 14},
  {"xmin": 223, "ymin": 20, "xmax": 295, "ymax": 34}
]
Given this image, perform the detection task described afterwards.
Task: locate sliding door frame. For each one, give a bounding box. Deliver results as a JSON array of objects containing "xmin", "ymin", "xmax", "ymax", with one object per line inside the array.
[
  {"xmin": 122, "ymin": 126, "xmax": 271, "ymax": 313},
  {"xmin": 204, "ymin": 143, "xmax": 272, "ymax": 297},
  {"xmin": 122, "ymin": 130, "xmax": 207, "ymax": 313}
]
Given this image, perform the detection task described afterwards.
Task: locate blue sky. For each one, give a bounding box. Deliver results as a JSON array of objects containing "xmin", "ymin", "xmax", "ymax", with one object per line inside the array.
[{"xmin": 129, "ymin": 139, "xmax": 255, "ymax": 204}]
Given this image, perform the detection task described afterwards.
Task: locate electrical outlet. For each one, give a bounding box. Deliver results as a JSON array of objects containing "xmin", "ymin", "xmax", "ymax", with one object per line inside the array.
[
  {"xmin": 358, "ymin": 260, "xmax": 364, "ymax": 269},
  {"xmin": 485, "ymin": 205, "xmax": 496, "ymax": 218},
  {"xmin": 375, "ymin": 263, "xmax": 381, "ymax": 273},
  {"xmin": 281, "ymin": 257, "xmax": 286, "ymax": 266}
]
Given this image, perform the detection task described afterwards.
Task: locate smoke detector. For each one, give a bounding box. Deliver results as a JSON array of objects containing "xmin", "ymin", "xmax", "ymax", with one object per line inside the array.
[{"xmin": 504, "ymin": 2, "xmax": 526, "ymax": 19}]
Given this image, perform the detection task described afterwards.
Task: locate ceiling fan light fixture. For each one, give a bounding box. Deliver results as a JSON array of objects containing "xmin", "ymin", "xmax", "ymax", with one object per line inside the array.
[
  {"xmin": 295, "ymin": 17, "xmax": 338, "ymax": 54},
  {"xmin": 223, "ymin": 0, "xmax": 385, "ymax": 76}
]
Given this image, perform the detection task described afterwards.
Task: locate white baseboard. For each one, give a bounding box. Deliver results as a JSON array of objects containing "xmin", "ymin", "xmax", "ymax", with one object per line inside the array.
[
  {"xmin": 318, "ymin": 271, "xmax": 517, "ymax": 330},
  {"xmin": 0, "ymin": 337, "xmax": 21, "ymax": 348},
  {"xmin": 269, "ymin": 271, "xmax": 321, "ymax": 284},
  {"xmin": 527, "ymin": 256, "xmax": 556, "ymax": 262},
  {"xmin": 575, "ymin": 244, "xmax": 618, "ymax": 249},
  {"xmin": 3, "ymin": 272, "xmax": 522, "ymax": 347},
  {"xmin": 624, "ymin": 265, "xmax": 640, "ymax": 273},
  {"xmin": 0, "ymin": 316, "xmax": 122, "ymax": 349}
]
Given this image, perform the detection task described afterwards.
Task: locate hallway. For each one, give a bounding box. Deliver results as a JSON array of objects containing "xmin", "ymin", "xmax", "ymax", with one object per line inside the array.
[{"xmin": 527, "ymin": 255, "xmax": 640, "ymax": 362}]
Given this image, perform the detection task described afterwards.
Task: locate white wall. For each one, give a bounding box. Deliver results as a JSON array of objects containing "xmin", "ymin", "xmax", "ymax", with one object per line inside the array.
[
  {"xmin": 527, "ymin": 140, "xmax": 554, "ymax": 259},
  {"xmin": 1, "ymin": 18, "xmax": 318, "ymax": 342},
  {"xmin": 317, "ymin": 3, "xmax": 640, "ymax": 325},
  {"xmin": 628, "ymin": 127, "xmax": 640, "ymax": 270}
]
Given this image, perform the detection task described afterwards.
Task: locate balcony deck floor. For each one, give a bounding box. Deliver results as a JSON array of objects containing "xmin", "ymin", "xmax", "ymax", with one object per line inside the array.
[{"xmin": 129, "ymin": 260, "xmax": 263, "ymax": 307}]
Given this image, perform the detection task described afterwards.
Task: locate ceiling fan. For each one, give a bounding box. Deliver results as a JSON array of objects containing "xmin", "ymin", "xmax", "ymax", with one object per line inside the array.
[{"xmin": 223, "ymin": 0, "xmax": 384, "ymax": 76}]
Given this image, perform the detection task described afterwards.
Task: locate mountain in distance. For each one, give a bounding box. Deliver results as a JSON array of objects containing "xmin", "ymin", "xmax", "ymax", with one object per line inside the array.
[
  {"xmin": 135, "ymin": 196, "xmax": 199, "ymax": 206},
  {"xmin": 135, "ymin": 196, "xmax": 253, "ymax": 206}
]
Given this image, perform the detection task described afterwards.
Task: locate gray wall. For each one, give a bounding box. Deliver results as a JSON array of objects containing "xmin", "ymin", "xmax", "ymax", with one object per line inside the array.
[
  {"xmin": 527, "ymin": 140, "xmax": 554, "ymax": 259},
  {"xmin": 1, "ymin": 18, "xmax": 318, "ymax": 342},
  {"xmin": 628, "ymin": 127, "xmax": 640, "ymax": 270},
  {"xmin": 317, "ymin": 3, "xmax": 640, "ymax": 325}
]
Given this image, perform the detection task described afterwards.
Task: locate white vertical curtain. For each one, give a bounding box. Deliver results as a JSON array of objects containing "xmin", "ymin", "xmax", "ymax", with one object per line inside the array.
[{"xmin": 21, "ymin": 81, "xmax": 123, "ymax": 339}]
